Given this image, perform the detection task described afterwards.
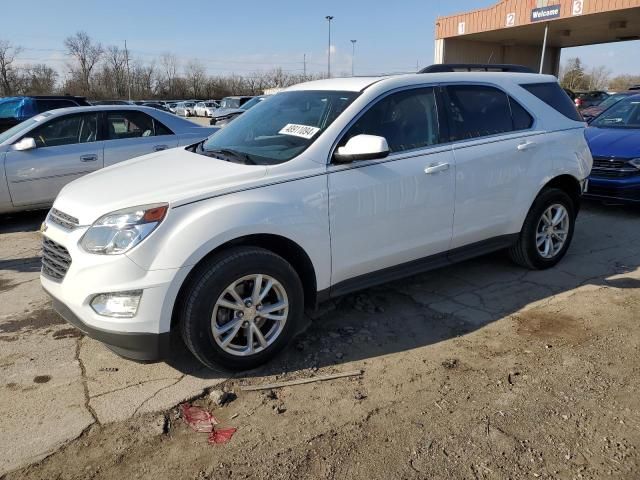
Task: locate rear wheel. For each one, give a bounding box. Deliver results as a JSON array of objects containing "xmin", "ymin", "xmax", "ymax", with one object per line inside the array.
[
  {"xmin": 179, "ymin": 247, "xmax": 304, "ymax": 370},
  {"xmin": 508, "ymin": 188, "xmax": 576, "ymax": 269}
]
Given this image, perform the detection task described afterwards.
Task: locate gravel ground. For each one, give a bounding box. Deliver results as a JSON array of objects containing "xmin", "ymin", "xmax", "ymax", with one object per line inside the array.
[{"xmin": 1, "ymin": 201, "xmax": 639, "ymax": 480}]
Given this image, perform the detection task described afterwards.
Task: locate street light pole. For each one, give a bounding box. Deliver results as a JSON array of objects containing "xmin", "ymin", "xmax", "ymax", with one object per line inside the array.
[
  {"xmin": 325, "ymin": 16, "xmax": 334, "ymax": 78},
  {"xmin": 350, "ymin": 39, "xmax": 357, "ymax": 76}
]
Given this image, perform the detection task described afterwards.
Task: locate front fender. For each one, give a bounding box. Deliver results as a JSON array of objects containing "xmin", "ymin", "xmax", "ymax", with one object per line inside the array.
[
  {"xmin": 0, "ymin": 151, "xmax": 13, "ymax": 213},
  {"xmin": 126, "ymin": 174, "xmax": 331, "ymax": 288}
]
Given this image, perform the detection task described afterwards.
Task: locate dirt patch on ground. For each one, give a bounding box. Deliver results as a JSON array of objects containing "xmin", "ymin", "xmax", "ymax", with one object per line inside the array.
[
  {"xmin": 514, "ymin": 309, "xmax": 590, "ymax": 345},
  {"xmin": 7, "ymin": 284, "xmax": 640, "ymax": 480},
  {"xmin": 0, "ymin": 307, "xmax": 64, "ymax": 334}
]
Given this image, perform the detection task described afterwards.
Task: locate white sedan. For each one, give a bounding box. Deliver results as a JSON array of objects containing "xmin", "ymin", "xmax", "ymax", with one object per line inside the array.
[
  {"xmin": 0, "ymin": 105, "xmax": 218, "ymax": 214},
  {"xmin": 194, "ymin": 101, "xmax": 219, "ymax": 117}
]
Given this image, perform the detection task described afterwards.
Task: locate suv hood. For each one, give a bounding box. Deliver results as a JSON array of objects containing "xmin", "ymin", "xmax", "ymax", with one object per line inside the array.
[
  {"xmin": 53, "ymin": 147, "xmax": 267, "ymax": 224},
  {"xmin": 213, "ymin": 107, "xmax": 244, "ymax": 118},
  {"xmin": 585, "ymin": 127, "xmax": 640, "ymax": 158}
]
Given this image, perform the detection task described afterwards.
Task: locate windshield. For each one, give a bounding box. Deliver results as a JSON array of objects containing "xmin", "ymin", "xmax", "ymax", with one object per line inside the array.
[
  {"xmin": 201, "ymin": 90, "xmax": 357, "ymax": 165},
  {"xmin": 591, "ymin": 97, "xmax": 640, "ymax": 128},
  {"xmin": 240, "ymin": 96, "xmax": 265, "ymax": 111},
  {"xmin": 0, "ymin": 118, "xmax": 39, "ymax": 145},
  {"xmin": 205, "ymin": 102, "xmax": 217, "ymax": 107},
  {"xmin": 596, "ymin": 94, "xmax": 628, "ymax": 110},
  {"xmin": 221, "ymin": 98, "xmax": 240, "ymax": 108}
]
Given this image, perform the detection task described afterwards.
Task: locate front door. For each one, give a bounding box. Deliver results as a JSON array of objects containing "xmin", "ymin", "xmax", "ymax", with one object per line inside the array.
[
  {"xmin": 328, "ymin": 86, "xmax": 455, "ymax": 289},
  {"xmin": 5, "ymin": 112, "xmax": 103, "ymax": 207}
]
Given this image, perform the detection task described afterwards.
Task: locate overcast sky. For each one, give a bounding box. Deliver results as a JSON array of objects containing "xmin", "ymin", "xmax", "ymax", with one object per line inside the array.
[{"xmin": 3, "ymin": 0, "xmax": 638, "ymax": 77}]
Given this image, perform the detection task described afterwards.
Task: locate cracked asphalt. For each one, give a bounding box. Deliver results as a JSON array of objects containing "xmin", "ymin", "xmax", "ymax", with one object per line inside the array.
[{"xmin": 1, "ymin": 201, "xmax": 639, "ymax": 478}]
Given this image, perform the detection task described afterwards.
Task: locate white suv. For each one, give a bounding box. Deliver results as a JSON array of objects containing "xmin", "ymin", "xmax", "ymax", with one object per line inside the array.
[{"xmin": 40, "ymin": 71, "xmax": 592, "ymax": 370}]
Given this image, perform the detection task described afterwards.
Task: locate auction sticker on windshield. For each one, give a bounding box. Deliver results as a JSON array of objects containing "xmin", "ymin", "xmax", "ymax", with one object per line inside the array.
[{"xmin": 278, "ymin": 123, "xmax": 320, "ymax": 139}]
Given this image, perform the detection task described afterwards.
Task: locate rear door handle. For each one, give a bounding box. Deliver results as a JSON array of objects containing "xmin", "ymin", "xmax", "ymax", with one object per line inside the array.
[
  {"xmin": 154, "ymin": 144, "xmax": 169, "ymax": 152},
  {"xmin": 80, "ymin": 154, "xmax": 98, "ymax": 162},
  {"xmin": 424, "ymin": 163, "xmax": 450, "ymax": 175},
  {"xmin": 517, "ymin": 141, "xmax": 537, "ymax": 151}
]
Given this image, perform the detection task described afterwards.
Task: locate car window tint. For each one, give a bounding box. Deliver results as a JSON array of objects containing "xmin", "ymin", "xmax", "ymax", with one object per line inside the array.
[
  {"xmin": 521, "ymin": 82, "xmax": 583, "ymax": 121},
  {"xmin": 30, "ymin": 113, "xmax": 98, "ymax": 147},
  {"xmin": 341, "ymin": 87, "xmax": 440, "ymax": 153},
  {"xmin": 106, "ymin": 111, "xmax": 155, "ymax": 139},
  {"xmin": 154, "ymin": 119, "xmax": 173, "ymax": 136},
  {"xmin": 444, "ymin": 85, "xmax": 513, "ymax": 140},
  {"xmin": 36, "ymin": 99, "xmax": 78, "ymax": 113},
  {"xmin": 509, "ymin": 97, "xmax": 534, "ymax": 130}
]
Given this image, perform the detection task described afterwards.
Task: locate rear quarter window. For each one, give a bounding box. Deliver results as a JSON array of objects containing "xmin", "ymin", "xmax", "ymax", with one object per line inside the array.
[{"xmin": 521, "ymin": 83, "xmax": 583, "ymax": 122}]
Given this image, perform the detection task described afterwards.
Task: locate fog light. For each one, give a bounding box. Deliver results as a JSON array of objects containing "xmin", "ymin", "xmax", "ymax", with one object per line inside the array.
[{"xmin": 90, "ymin": 290, "xmax": 142, "ymax": 318}]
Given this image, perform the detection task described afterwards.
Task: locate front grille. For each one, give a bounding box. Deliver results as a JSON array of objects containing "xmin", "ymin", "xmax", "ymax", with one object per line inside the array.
[
  {"xmin": 42, "ymin": 237, "xmax": 72, "ymax": 281},
  {"xmin": 591, "ymin": 157, "xmax": 640, "ymax": 178},
  {"xmin": 48, "ymin": 208, "xmax": 79, "ymax": 230}
]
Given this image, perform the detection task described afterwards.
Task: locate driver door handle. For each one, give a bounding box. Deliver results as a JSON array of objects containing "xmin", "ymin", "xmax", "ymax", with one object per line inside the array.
[
  {"xmin": 80, "ymin": 154, "xmax": 98, "ymax": 162},
  {"xmin": 424, "ymin": 163, "xmax": 450, "ymax": 175},
  {"xmin": 154, "ymin": 144, "xmax": 169, "ymax": 152},
  {"xmin": 517, "ymin": 141, "xmax": 537, "ymax": 151}
]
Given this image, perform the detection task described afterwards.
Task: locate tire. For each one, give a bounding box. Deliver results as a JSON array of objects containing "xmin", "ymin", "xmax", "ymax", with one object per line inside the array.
[
  {"xmin": 179, "ymin": 247, "xmax": 304, "ymax": 371},
  {"xmin": 508, "ymin": 188, "xmax": 576, "ymax": 269}
]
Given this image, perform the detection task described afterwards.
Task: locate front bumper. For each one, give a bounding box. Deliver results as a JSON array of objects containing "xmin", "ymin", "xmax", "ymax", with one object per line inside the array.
[
  {"xmin": 584, "ymin": 175, "xmax": 640, "ymax": 203},
  {"xmin": 46, "ymin": 290, "xmax": 171, "ymax": 360},
  {"xmin": 39, "ymin": 219, "xmax": 183, "ymax": 361}
]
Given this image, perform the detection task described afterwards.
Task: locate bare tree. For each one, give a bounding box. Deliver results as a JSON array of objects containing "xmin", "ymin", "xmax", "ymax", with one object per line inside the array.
[
  {"xmin": 104, "ymin": 45, "xmax": 128, "ymax": 98},
  {"xmin": 160, "ymin": 53, "xmax": 178, "ymax": 97},
  {"xmin": 64, "ymin": 31, "xmax": 103, "ymax": 95},
  {"xmin": 0, "ymin": 40, "xmax": 23, "ymax": 96},
  {"xmin": 587, "ymin": 65, "xmax": 611, "ymax": 90},
  {"xmin": 185, "ymin": 59, "xmax": 207, "ymax": 98},
  {"xmin": 20, "ymin": 64, "xmax": 58, "ymax": 95}
]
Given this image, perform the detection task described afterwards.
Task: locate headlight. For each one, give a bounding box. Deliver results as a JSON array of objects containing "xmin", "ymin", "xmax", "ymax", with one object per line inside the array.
[
  {"xmin": 629, "ymin": 158, "xmax": 640, "ymax": 169},
  {"xmin": 79, "ymin": 203, "xmax": 168, "ymax": 255}
]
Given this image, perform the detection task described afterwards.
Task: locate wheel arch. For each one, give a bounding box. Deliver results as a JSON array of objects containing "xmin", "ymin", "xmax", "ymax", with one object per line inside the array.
[
  {"xmin": 171, "ymin": 233, "xmax": 318, "ymax": 329},
  {"xmin": 538, "ymin": 174, "xmax": 582, "ymax": 213}
]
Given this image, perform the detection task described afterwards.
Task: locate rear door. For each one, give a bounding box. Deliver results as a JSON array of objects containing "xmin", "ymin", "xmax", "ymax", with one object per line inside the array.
[
  {"xmin": 442, "ymin": 84, "xmax": 542, "ymax": 248},
  {"xmin": 102, "ymin": 110, "xmax": 178, "ymax": 167},
  {"xmin": 5, "ymin": 112, "xmax": 103, "ymax": 207}
]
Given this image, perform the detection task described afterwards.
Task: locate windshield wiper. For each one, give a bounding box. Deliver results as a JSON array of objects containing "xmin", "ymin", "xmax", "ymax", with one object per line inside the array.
[{"xmin": 205, "ymin": 148, "xmax": 257, "ymax": 165}]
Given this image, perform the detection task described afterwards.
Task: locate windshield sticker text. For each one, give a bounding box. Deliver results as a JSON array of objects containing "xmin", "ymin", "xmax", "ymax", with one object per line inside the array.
[{"xmin": 278, "ymin": 123, "xmax": 320, "ymax": 139}]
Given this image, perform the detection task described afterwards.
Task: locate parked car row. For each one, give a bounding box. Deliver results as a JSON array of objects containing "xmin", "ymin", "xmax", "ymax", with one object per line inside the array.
[{"xmin": 0, "ymin": 106, "xmax": 217, "ymax": 214}]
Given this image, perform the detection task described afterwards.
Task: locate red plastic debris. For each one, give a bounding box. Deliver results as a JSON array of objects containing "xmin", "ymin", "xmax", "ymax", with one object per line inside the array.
[
  {"xmin": 208, "ymin": 427, "xmax": 238, "ymax": 444},
  {"xmin": 179, "ymin": 403, "xmax": 237, "ymax": 445},
  {"xmin": 180, "ymin": 403, "xmax": 218, "ymax": 433}
]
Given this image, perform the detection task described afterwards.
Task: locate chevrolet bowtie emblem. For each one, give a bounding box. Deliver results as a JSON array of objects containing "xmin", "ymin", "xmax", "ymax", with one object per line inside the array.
[{"xmin": 40, "ymin": 222, "xmax": 48, "ymax": 233}]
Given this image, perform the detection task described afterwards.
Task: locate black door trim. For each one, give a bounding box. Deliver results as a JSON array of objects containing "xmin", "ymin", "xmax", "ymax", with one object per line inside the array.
[{"xmin": 317, "ymin": 233, "xmax": 519, "ymax": 302}]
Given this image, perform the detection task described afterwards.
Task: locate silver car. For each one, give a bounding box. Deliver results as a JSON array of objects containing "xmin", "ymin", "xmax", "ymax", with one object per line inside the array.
[
  {"xmin": 0, "ymin": 105, "xmax": 218, "ymax": 214},
  {"xmin": 175, "ymin": 102, "xmax": 196, "ymax": 117}
]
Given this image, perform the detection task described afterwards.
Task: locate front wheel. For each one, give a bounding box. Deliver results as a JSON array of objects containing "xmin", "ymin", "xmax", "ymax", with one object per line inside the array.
[
  {"xmin": 179, "ymin": 247, "xmax": 304, "ymax": 370},
  {"xmin": 508, "ymin": 188, "xmax": 576, "ymax": 269}
]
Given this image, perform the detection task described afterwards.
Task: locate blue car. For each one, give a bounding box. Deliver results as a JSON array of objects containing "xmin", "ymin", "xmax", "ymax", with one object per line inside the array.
[{"xmin": 584, "ymin": 94, "xmax": 640, "ymax": 203}]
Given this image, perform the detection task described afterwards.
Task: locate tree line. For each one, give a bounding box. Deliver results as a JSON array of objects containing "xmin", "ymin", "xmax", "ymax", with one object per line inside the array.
[
  {"xmin": 559, "ymin": 57, "xmax": 640, "ymax": 92},
  {"xmin": 0, "ymin": 31, "xmax": 322, "ymax": 100}
]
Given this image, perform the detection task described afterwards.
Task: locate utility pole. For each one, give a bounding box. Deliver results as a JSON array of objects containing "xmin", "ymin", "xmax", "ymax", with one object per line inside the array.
[
  {"xmin": 325, "ymin": 16, "xmax": 334, "ymax": 78},
  {"xmin": 303, "ymin": 53, "xmax": 307, "ymax": 77},
  {"xmin": 350, "ymin": 39, "xmax": 357, "ymax": 76},
  {"xmin": 124, "ymin": 40, "xmax": 131, "ymax": 101}
]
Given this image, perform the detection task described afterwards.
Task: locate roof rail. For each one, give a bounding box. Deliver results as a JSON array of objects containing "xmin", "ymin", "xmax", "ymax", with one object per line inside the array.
[{"xmin": 419, "ymin": 64, "xmax": 535, "ymax": 74}]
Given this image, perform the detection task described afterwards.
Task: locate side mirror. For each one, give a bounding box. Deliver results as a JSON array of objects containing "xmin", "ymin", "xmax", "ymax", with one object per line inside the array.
[
  {"xmin": 14, "ymin": 137, "xmax": 37, "ymax": 151},
  {"xmin": 333, "ymin": 134, "xmax": 390, "ymax": 163}
]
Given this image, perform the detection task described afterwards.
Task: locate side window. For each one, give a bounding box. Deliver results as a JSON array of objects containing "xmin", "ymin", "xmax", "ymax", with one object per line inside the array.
[
  {"xmin": 521, "ymin": 82, "xmax": 582, "ymax": 121},
  {"xmin": 154, "ymin": 119, "xmax": 173, "ymax": 136},
  {"xmin": 444, "ymin": 85, "xmax": 514, "ymax": 140},
  {"xmin": 340, "ymin": 87, "xmax": 440, "ymax": 154},
  {"xmin": 106, "ymin": 111, "xmax": 155, "ymax": 140},
  {"xmin": 30, "ymin": 113, "xmax": 98, "ymax": 148},
  {"xmin": 36, "ymin": 99, "xmax": 77, "ymax": 113},
  {"xmin": 509, "ymin": 97, "xmax": 534, "ymax": 130}
]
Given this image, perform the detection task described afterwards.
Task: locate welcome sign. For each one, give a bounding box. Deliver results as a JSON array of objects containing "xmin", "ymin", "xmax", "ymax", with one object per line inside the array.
[{"xmin": 531, "ymin": 4, "xmax": 561, "ymax": 21}]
